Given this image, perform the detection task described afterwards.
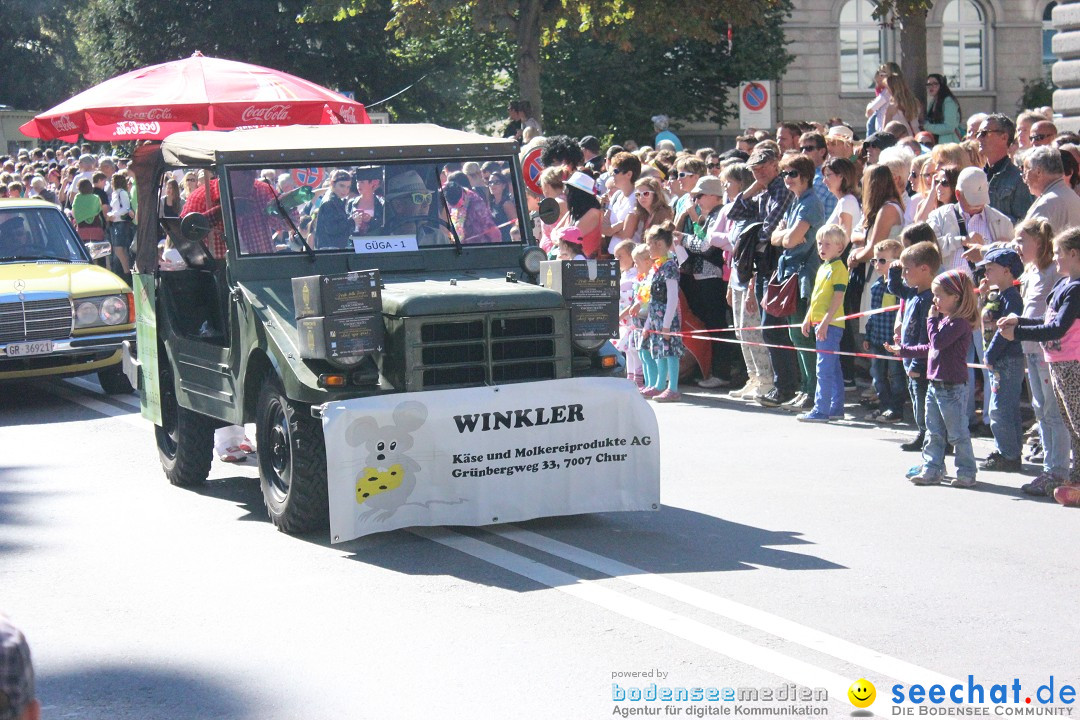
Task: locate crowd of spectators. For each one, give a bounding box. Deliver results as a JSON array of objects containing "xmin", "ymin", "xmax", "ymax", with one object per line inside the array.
[
  {"xmin": 1, "ymin": 146, "xmax": 138, "ymax": 278},
  {"xmin": 523, "ymin": 67, "xmax": 1080, "ymax": 506}
]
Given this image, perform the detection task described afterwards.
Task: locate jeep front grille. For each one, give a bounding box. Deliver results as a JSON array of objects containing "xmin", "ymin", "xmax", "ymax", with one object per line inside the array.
[
  {"xmin": 390, "ymin": 311, "xmax": 571, "ymax": 391},
  {"xmin": 0, "ymin": 297, "xmax": 73, "ymax": 344}
]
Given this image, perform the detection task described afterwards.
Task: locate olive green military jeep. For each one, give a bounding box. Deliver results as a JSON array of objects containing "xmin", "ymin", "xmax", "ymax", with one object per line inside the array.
[{"xmin": 125, "ymin": 124, "xmax": 655, "ymax": 538}]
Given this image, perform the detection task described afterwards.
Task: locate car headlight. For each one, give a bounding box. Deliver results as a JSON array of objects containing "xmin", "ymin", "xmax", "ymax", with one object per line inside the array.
[
  {"xmin": 74, "ymin": 295, "xmax": 129, "ymax": 328},
  {"xmin": 100, "ymin": 296, "xmax": 128, "ymax": 325},
  {"xmin": 76, "ymin": 301, "xmax": 99, "ymax": 326}
]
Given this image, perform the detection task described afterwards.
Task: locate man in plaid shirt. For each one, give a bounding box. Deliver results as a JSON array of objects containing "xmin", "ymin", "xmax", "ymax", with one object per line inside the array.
[
  {"xmin": 0, "ymin": 615, "xmax": 37, "ymax": 720},
  {"xmin": 864, "ymin": 239, "xmax": 906, "ymax": 424},
  {"xmin": 181, "ymin": 170, "xmax": 283, "ymax": 259}
]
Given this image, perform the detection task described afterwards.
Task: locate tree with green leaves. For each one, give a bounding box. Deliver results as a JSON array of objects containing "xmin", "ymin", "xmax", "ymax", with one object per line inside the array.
[
  {"xmin": 303, "ymin": 0, "xmax": 784, "ymax": 126},
  {"xmin": 540, "ymin": 6, "xmax": 792, "ymax": 142},
  {"xmin": 0, "ymin": 0, "xmax": 82, "ymax": 110}
]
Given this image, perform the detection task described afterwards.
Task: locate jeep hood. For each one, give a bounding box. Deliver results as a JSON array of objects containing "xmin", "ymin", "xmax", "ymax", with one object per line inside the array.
[{"xmin": 239, "ymin": 273, "xmax": 564, "ymax": 326}]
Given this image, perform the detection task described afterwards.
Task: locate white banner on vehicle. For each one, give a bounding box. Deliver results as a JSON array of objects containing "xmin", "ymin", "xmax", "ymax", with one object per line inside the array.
[{"xmin": 322, "ymin": 378, "xmax": 661, "ymax": 543}]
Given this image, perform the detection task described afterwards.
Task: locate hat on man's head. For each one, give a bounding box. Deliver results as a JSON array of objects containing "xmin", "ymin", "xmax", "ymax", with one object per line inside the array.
[
  {"xmin": 976, "ymin": 247, "xmax": 1024, "ymax": 278},
  {"xmin": 825, "ymin": 125, "xmax": 854, "ymax": 142},
  {"xmin": 579, "ymin": 136, "xmax": 601, "ymax": 153},
  {"xmin": 564, "ymin": 171, "xmax": 597, "ymax": 196},
  {"xmin": 956, "ymin": 167, "xmax": 990, "ymax": 206},
  {"xmin": 0, "ymin": 615, "xmax": 35, "ymax": 720},
  {"xmin": 747, "ymin": 147, "xmax": 779, "ymax": 167},
  {"xmin": 385, "ymin": 170, "xmax": 431, "ymax": 200},
  {"xmin": 691, "ymin": 176, "xmax": 725, "ymax": 197},
  {"xmin": 719, "ymin": 149, "xmax": 750, "ymax": 162},
  {"xmin": 864, "ymin": 132, "xmax": 898, "ymax": 150}
]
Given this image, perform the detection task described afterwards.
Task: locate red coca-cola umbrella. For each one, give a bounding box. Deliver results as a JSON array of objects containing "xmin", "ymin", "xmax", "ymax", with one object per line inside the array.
[{"xmin": 20, "ymin": 52, "xmax": 370, "ymax": 142}]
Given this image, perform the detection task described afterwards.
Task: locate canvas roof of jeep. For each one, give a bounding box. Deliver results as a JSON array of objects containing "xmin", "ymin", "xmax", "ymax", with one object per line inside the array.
[{"xmin": 159, "ymin": 124, "xmax": 519, "ymax": 166}]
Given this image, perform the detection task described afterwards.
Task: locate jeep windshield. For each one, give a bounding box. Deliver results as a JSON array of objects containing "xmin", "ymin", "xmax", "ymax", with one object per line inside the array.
[
  {"xmin": 0, "ymin": 207, "xmax": 88, "ymax": 264},
  {"xmin": 227, "ymin": 159, "xmax": 522, "ymax": 257}
]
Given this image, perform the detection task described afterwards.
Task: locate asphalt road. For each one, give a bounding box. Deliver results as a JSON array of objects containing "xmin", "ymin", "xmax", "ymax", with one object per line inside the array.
[{"xmin": 1, "ymin": 377, "xmax": 1078, "ymax": 719}]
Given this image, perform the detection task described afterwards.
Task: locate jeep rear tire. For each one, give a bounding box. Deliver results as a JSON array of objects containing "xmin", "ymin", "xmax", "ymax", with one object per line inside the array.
[
  {"xmin": 98, "ymin": 364, "xmax": 135, "ymax": 395},
  {"xmin": 255, "ymin": 376, "xmax": 329, "ymax": 534},
  {"xmin": 155, "ymin": 363, "xmax": 214, "ymax": 487}
]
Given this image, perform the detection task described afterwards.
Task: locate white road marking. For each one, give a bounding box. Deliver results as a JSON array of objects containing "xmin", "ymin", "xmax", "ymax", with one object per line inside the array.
[
  {"xmin": 65, "ymin": 376, "xmax": 142, "ymax": 410},
  {"xmin": 44, "ymin": 382, "xmax": 146, "ymax": 430},
  {"xmin": 413, "ymin": 526, "xmax": 875, "ymax": 714},
  {"xmin": 488, "ymin": 525, "xmax": 961, "ymax": 690}
]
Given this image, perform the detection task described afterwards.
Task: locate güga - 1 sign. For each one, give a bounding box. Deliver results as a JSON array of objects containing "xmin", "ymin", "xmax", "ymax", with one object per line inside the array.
[{"xmin": 321, "ymin": 377, "xmax": 661, "ymax": 542}]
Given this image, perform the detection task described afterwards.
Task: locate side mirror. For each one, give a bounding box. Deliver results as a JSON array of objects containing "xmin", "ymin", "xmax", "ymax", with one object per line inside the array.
[
  {"xmin": 85, "ymin": 241, "xmax": 112, "ymax": 260},
  {"xmin": 537, "ymin": 197, "xmax": 561, "ymax": 225},
  {"xmin": 180, "ymin": 212, "xmax": 211, "ymax": 241}
]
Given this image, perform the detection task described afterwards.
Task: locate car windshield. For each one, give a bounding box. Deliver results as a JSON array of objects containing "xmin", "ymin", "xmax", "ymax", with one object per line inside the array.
[
  {"xmin": 0, "ymin": 207, "xmax": 87, "ymax": 263},
  {"xmin": 225, "ymin": 159, "xmax": 522, "ymax": 257}
]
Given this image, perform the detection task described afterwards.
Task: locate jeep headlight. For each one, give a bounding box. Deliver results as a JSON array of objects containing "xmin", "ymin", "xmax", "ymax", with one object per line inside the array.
[
  {"xmin": 75, "ymin": 295, "xmax": 130, "ymax": 328},
  {"xmin": 520, "ymin": 247, "xmax": 546, "ymax": 276}
]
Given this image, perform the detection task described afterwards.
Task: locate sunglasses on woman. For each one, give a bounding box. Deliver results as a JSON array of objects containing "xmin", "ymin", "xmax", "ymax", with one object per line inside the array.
[
  {"xmin": 779, "ymin": 170, "xmax": 799, "ymax": 179},
  {"xmin": 635, "ymin": 190, "xmax": 654, "ymax": 199},
  {"xmin": 407, "ymin": 192, "xmax": 433, "ymax": 205}
]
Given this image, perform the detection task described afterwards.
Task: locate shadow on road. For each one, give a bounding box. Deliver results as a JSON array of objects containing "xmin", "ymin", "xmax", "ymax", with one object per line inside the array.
[
  {"xmin": 0, "ymin": 381, "xmax": 122, "ymax": 427},
  {"xmin": 327, "ymin": 505, "xmax": 847, "ymax": 591},
  {"xmin": 39, "ymin": 665, "xmax": 249, "ymax": 720},
  {"xmin": 190, "ymin": 474, "xmax": 266, "ymax": 521},
  {"xmin": 183, "ymin": 469, "xmax": 848, "ymax": 590},
  {"xmin": 0, "ymin": 465, "xmax": 58, "ymax": 554}
]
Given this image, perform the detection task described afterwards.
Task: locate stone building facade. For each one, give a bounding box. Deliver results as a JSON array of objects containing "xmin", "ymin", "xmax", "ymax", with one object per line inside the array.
[
  {"xmin": 1053, "ymin": 0, "xmax": 1080, "ymax": 130},
  {"xmin": 681, "ymin": 0, "xmax": 1057, "ymax": 146},
  {"xmin": 778, "ymin": 0, "xmax": 1056, "ymax": 130}
]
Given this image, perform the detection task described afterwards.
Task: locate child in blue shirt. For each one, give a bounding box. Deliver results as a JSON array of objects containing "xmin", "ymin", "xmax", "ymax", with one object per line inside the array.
[
  {"xmin": 980, "ymin": 247, "xmax": 1026, "ymax": 471},
  {"xmin": 887, "ymin": 240, "xmax": 942, "ymax": 452},
  {"xmin": 865, "ymin": 238, "xmax": 905, "ymax": 424}
]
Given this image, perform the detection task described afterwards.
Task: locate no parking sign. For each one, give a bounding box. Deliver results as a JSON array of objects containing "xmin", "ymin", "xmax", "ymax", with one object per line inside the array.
[
  {"xmin": 521, "ymin": 146, "xmax": 544, "ymax": 195},
  {"xmin": 738, "ymin": 81, "xmax": 773, "ymax": 130},
  {"xmin": 291, "ymin": 167, "xmax": 325, "ymax": 188}
]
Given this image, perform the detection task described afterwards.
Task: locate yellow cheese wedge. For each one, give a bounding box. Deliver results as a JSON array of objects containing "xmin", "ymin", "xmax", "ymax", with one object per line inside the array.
[{"xmin": 355, "ymin": 464, "xmax": 405, "ymax": 504}]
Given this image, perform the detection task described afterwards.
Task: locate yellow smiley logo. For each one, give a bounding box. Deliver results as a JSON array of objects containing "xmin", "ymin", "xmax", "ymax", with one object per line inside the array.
[{"xmin": 848, "ymin": 678, "xmax": 876, "ymax": 708}]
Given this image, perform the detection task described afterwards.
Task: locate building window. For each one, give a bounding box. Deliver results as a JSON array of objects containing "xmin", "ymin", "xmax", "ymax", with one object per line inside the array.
[
  {"xmin": 942, "ymin": 0, "xmax": 986, "ymax": 90},
  {"xmin": 1044, "ymin": 2, "xmax": 1058, "ymax": 74},
  {"xmin": 839, "ymin": 0, "xmax": 885, "ymax": 91}
]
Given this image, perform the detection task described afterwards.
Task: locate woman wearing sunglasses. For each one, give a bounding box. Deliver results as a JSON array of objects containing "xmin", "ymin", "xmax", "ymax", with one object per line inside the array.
[
  {"xmin": 632, "ymin": 177, "xmax": 673, "ymax": 240},
  {"xmin": 486, "ymin": 170, "xmax": 517, "ymax": 243},
  {"xmin": 770, "ymin": 154, "xmax": 825, "ymax": 412},
  {"xmin": 913, "ymin": 163, "xmax": 960, "ymax": 224}
]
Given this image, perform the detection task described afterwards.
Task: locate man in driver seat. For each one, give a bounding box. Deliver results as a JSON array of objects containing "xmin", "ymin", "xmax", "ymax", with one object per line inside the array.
[
  {"xmin": 0, "ymin": 217, "xmax": 40, "ymax": 257},
  {"xmin": 384, "ymin": 170, "xmax": 443, "ymax": 244}
]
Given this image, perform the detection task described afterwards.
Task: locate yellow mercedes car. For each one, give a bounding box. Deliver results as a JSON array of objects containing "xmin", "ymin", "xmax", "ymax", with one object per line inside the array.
[{"xmin": 0, "ymin": 198, "xmax": 135, "ymax": 393}]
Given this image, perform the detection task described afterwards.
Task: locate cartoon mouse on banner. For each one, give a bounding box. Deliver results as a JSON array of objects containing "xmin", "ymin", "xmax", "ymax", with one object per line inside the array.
[{"xmin": 345, "ymin": 400, "xmax": 464, "ymax": 522}]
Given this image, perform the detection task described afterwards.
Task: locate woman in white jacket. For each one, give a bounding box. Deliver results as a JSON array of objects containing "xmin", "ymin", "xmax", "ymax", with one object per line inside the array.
[{"xmin": 107, "ymin": 172, "xmax": 135, "ymax": 276}]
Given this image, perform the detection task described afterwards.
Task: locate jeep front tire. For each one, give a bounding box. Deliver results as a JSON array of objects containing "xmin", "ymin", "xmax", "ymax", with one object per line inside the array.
[
  {"xmin": 255, "ymin": 376, "xmax": 329, "ymax": 534},
  {"xmin": 155, "ymin": 363, "xmax": 214, "ymax": 486}
]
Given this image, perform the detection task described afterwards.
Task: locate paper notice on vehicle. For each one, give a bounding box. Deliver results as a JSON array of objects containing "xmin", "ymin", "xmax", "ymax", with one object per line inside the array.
[{"xmin": 321, "ymin": 377, "xmax": 660, "ymax": 543}]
